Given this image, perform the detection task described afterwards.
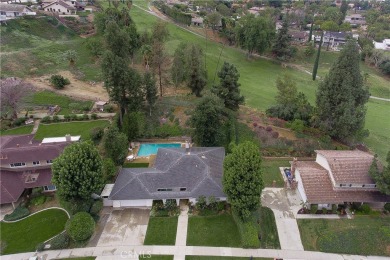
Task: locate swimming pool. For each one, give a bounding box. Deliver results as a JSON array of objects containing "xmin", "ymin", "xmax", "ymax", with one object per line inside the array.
[{"xmin": 137, "ymin": 143, "xmax": 181, "ymax": 157}]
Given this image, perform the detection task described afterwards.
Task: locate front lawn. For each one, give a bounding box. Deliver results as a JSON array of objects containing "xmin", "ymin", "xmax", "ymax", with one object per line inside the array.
[
  {"xmin": 298, "ymin": 216, "xmax": 390, "ymax": 256},
  {"xmin": 187, "ymin": 213, "xmax": 241, "ymax": 247},
  {"xmin": 34, "ymin": 120, "xmax": 110, "ymax": 140},
  {"xmin": 0, "ymin": 125, "xmax": 33, "ymax": 136},
  {"xmin": 0, "ymin": 208, "xmax": 69, "ymax": 255},
  {"xmin": 261, "ymin": 159, "xmax": 288, "ymax": 187},
  {"xmin": 144, "ymin": 217, "xmax": 178, "ymax": 245}
]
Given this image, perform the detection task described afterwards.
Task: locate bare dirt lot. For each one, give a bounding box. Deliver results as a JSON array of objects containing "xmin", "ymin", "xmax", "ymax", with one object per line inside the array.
[{"xmin": 26, "ymin": 70, "xmax": 109, "ymax": 101}]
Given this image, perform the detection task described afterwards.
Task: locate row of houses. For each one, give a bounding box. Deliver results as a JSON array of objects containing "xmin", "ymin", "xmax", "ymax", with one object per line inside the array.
[{"xmin": 2, "ymin": 132, "xmax": 388, "ymax": 211}]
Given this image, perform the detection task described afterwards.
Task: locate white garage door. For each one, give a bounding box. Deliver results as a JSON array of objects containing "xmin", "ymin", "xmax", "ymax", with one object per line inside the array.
[{"xmin": 115, "ymin": 200, "xmax": 153, "ymax": 207}]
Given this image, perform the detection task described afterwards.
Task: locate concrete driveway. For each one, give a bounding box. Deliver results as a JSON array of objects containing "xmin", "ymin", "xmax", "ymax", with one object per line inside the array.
[{"xmin": 97, "ymin": 208, "xmax": 150, "ymax": 246}]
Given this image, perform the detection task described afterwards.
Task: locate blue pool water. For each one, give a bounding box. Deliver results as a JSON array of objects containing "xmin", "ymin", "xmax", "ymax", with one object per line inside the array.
[{"xmin": 137, "ymin": 143, "xmax": 181, "ymax": 157}]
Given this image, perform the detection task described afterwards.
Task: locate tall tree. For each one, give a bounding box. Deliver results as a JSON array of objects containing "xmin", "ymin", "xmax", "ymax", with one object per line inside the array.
[
  {"xmin": 312, "ymin": 31, "xmax": 323, "ymax": 81},
  {"xmin": 140, "ymin": 44, "xmax": 152, "ymax": 70},
  {"xmin": 340, "ymin": 0, "xmax": 348, "ymax": 21},
  {"xmin": 212, "ymin": 62, "xmax": 244, "ymax": 111},
  {"xmin": 144, "ymin": 72, "xmax": 158, "ymax": 116},
  {"xmin": 151, "ymin": 22, "xmax": 169, "ymax": 97},
  {"xmin": 272, "ymin": 18, "xmax": 294, "ymax": 61},
  {"xmin": 206, "ymin": 12, "xmax": 222, "ymax": 32},
  {"xmin": 103, "ymin": 126, "xmax": 128, "ymax": 165},
  {"xmin": 315, "ymin": 40, "xmax": 370, "ymax": 141},
  {"xmin": 188, "ymin": 45, "xmax": 207, "ymax": 97},
  {"xmin": 308, "ymin": 22, "xmax": 314, "ymax": 42},
  {"xmin": 370, "ymin": 152, "xmax": 390, "ymax": 195},
  {"xmin": 171, "ymin": 42, "xmax": 188, "ymax": 88},
  {"xmin": 0, "ymin": 78, "xmax": 32, "ymax": 119},
  {"xmin": 236, "ymin": 14, "xmax": 275, "ymax": 57},
  {"xmin": 52, "ymin": 142, "xmax": 104, "ymax": 201},
  {"xmin": 190, "ymin": 95, "xmax": 226, "ymax": 146},
  {"xmin": 223, "ymin": 141, "xmax": 263, "ymax": 220}
]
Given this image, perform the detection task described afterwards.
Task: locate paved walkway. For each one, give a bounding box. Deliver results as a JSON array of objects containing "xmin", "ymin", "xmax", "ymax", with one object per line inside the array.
[
  {"xmin": 261, "ymin": 188, "xmax": 304, "ymax": 251},
  {"xmin": 31, "ymin": 119, "xmax": 40, "ymax": 134},
  {"xmin": 4, "ymin": 245, "xmax": 389, "ymax": 260},
  {"xmin": 174, "ymin": 203, "xmax": 189, "ymax": 260}
]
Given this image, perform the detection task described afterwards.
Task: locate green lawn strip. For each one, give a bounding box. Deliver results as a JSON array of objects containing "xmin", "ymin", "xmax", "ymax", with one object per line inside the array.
[
  {"xmin": 34, "ymin": 120, "xmax": 110, "ymax": 141},
  {"xmin": 123, "ymin": 162, "xmax": 150, "ymax": 168},
  {"xmin": 261, "ymin": 159, "xmax": 288, "ymax": 187},
  {"xmin": 0, "ymin": 125, "xmax": 33, "ymax": 136},
  {"xmin": 0, "ymin": 208, "xmax": 69, "ymax": 254},
  {"xmin": 256, "ymin": 207, "xmax": 280, "ymax": 249},
  {"xmin": 185, "ymin": 257, "xmax": 272, "ymax": 260},
  {"xmin": 55, "ymin": 258, "xmax": 96, "ymax": 260},
  {"xmin": 187, "ymin": 213, "xmax": 241, "ymax": 247},
  {"xmin": 144, "ymin": 217, "xmax": 178, "ymax": 245},
  {"xmin": 140, "ymin": 256, "xmax": 173, "ymax": 260},
  {"xmin": 298, "ymin": 216, "xmax": 390, "ymax": 256},
  {"xmin": 25, "ymin": 91, "xmax": 93, "ymax": 116}
]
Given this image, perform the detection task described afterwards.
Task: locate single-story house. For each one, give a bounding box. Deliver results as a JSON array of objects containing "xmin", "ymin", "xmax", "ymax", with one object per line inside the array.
[
  {"xmin": 374, "ymin": 39, "xmax": 390, "ymax": 51},
  {"xmin": 106, "ymin": 147, "xmax": 226, "ymax": 207},
  {"xmin": 94, "ymin": 101, "xmax": 107, "ymax": 112},
  {"xmin": 0, "ymin": 3, "xmax": 35, "ymax": 21},
  {"xmin": 290, "ymin": 30, "xmax": 308, "ymax": 43},
  {"xmin": 344, "ymin": 13, "xmax": 366, "ymax": 26},
  {"xmin": 0, "ymin": 134, "xmax": 70, "ymax": 207},
  {"xmin": 43, "ymin": 0, "xmax": 76, "ymax": 14},
  {"xmin": 293, "ymin": 150, "xmax": 390, "ymax": 209},
  {"xmin": 191, "ymin": 16, "xmax": 203, "ymax": 27}
]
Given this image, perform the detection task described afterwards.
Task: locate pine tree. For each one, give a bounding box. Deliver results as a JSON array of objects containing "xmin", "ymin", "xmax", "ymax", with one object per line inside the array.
[
  {"xmin": 212, "ymin": 62, "xmax": 244, "ymax": 111},
  {"xmin": 312, "ymin": 31, "xmax": 323, "ymax": 81},
  {"xmin": 315, "ymin": 40, "xmax": 370, "ymax": 141},
  {"xmin": 171, "ymin": 42, "xmax": 188, "ymax": 88},
  {"xmin": 188, "ymin": 45, "xmax": 207, "ymax": 97},
  {"xmin": 272, "ymin": 18, "xmax": 293, "ymax": 61},
  {"xmin": 144, "ymin": 72, "xmax": 158, "ymax": 116}
]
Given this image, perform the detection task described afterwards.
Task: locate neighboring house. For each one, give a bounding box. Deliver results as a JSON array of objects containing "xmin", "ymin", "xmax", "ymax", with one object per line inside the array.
[
  {"xmin": 107, "ymin": 147, "xmax": 226, "ymax": 207},
  {"xmin": 43, "ymin": 0, "xmax": 76, "ymax": 14},
  {"xmin": 1, "ymin": 0, "xmax": 37, "ymax": 3},
  {"xmin": 191, "ymin": 16, "xmax": 203, "ymax": 27},
  {"xmin": 289, "ymin": 30, "xmax": 308, "ymax": 43},
  {"xmin": 0, "ymin": 134, "xmax": 73, "ymax": 207},
  {"xmin": 293, "ymin": 150, "xmax": 390, "ymax": 209},
  {"xmin": 374, "ymin": 39, "xmax": 390, "ymax": 51},
  {"xmin": 0, "ymin": 3, "xmax": 35, "ymax": 21},
  {"xmin": 314, "ymin": 31, "xmax": 352, "ymax": 50},
  {"xmin": 344, "ymin": 13, "xmax": 366, "ymax": 26}
]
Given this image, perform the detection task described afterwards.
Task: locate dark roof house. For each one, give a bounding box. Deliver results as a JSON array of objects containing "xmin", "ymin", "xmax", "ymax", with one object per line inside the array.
[{"xmin": 109, "ymin": 147, "xmax": 226, "ymax": 207}]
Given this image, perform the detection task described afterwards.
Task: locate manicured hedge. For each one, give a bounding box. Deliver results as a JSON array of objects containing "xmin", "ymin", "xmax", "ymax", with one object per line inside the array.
[
  {"xmin": 65, "ymin": 212, "xmax": 95, "ymax": 242},
  {"xmin": 4, "ymin": 206, "xmax": 30, "ymax": 221}
]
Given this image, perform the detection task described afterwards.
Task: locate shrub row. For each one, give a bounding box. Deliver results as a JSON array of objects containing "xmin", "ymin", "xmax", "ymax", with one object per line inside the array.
[
  {"xmin": 232, "ymin": 210, "xmax": 260, "ymax": 248},
  {"xmin": 41, "ymin": 113, "xmax": 98, "ymax": 124}
]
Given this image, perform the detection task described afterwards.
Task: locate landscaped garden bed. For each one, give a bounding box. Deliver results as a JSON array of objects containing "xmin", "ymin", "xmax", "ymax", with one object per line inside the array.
[
  {"xmin": 0, "ymin": 208, "xmax": 69, "ymax": 254},
  {"xmin": 298, "ymin": 216, "xmax": 390, "ymax": 256}
]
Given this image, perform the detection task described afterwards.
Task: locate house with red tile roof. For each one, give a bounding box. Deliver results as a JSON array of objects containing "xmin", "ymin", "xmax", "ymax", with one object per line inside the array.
[
  {"xmin": 292, "ymin": 150, "xmax": 390, "ymax": 209},
  {"xmin": 0, "ymin": 134, "xmax": 70, "ymax": 207}
]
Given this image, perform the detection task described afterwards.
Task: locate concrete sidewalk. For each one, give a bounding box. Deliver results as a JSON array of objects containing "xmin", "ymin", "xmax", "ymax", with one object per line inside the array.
[
  {"xmin": 5, "ymin": 245, "xmax": 387, "ymax": 260},
  {"xmin": 174, "ymin": 204, "xmax": 189, "ymax": 260}
]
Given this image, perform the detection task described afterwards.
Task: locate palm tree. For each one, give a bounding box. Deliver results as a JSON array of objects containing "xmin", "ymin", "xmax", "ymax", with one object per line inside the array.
[{"xmin": 141, "ymin": 45, "xmax": 152, "ymax": 70}]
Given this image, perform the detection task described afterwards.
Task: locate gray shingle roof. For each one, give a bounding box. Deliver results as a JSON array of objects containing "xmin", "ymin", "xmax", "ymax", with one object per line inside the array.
[
  {"xmin": 109, "ymin": 147, "xmax": 226, "ymax": 200},
  {"xmin": 0, "ymin": 3, "xmax": 32, "ymax": 12}
]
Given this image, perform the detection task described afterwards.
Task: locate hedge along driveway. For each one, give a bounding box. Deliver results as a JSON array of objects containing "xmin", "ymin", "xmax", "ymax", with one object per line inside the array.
[{"xmin": 0, "ymin": 208, "xmax": 69, "ymax": 254}]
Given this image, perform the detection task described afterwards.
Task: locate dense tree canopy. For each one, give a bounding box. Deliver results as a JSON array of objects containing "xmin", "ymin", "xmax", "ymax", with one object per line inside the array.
[
  {"xmin": 52, "ymin": 142, "xmax": 104, "ymax": 201},
  {"xmin": 171, "ymin": 42, "xmax": 189, "ymax": 87},
  {"xmin": 223, "ymin": 141, "xmax": 263, "ymax": 220},
  {"xmin": 212, "ymin": 62, "xmax": 244, "ymax": 111},
  {"xmin": 103, "ymin": 126, "xmax": 128, "ymax": 165},
  {"xmin": 272, "ymin": 19, "xmax": 294, "ymax": 61},
  {"xmin": 370, "ymin": 152, "xmax": 390, "ymax": 195},
  {"xmin": 144, "ymin": 72, "xmax": 158, "ymax": 115},
  {"xmin": 188, "ymin": 45, "xmax": 207, "ymax": 97},
  {"xmin": 315, "ymin": 40, "xmax": 370, "ymax": 141},
  {"xmin": 190, "ymin": 95, "xmax": 227, "ymax": 146},
  {"xmin": 0, "ymin": 78, "xmax": 32, "ymax": 119}
]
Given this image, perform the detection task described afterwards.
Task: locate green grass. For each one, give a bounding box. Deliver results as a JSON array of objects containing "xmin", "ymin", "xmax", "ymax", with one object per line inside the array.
[
  {"xmin": 298, "ymin": 216, "xmax": 390, "ymax": 256},
  {"xmin": 55, "ymin": 258, "xmax": 96, "ymax": 260},
  {"xmin": 261, "ymin": 159, "xmax": 288, "ymax": 187},
  {"xmin": 144, "ymin": 217, "xmax": 178, "ymax": 245},
  {"xmin": 185, "ymin": 257, "xmax": 272, "ymax": 260},
  {"xmin": 123, "ymin": 162, "xmax": 150, "ymax": 168},
  {"xmin": 0, "ymin": 208, "xmax": 69, "ymax": 255},
  {"xmin": 34, "ymin": 120, "xmax": 110, "ymax": 140},
  {"xmin": 0, "ymin": 125, "xmax": 33, "ymax": 136},
  {"xmin": 140, "ymin": 256, "xmax": 173, "ymax": 260},
  {"xmin": 256, "ymin": 207, "xmax": 280, "ymax": 249},
  {"xmin": 25, "ymin": 91, "xmax": 93, "ymax": 115},
  {"xmin": 187, "ymin": 213, "xmax": 241, "ymax": 247}
]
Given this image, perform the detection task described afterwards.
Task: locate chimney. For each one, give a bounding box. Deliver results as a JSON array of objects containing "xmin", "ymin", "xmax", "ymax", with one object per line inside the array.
[
  {"xmin": 16, "ymin": 144, "xmax": 20, "ymax": 147},
  {"xmin": 291, "ymin": 157, "xmax": 297, "ymax": 178},
  {"xmin": 185, "ymin": 141, "xmax": 190, "ymax": 154},
  {"xmin": 65, "ymin": 134, "xmax": 71, "ymax": 142}
]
